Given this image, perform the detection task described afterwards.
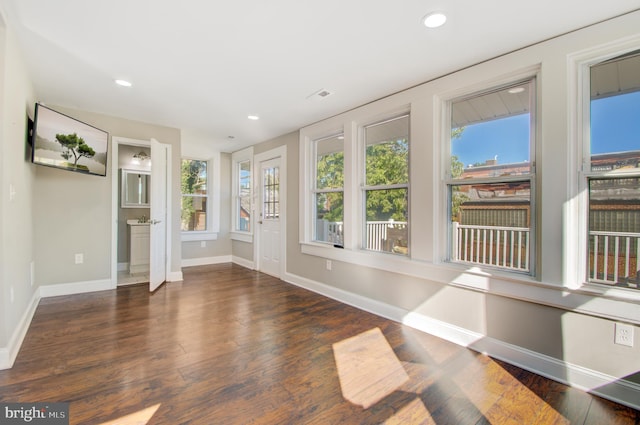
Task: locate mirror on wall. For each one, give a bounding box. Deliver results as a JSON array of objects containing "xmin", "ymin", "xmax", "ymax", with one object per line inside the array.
[{"xmin": 121, "ymin": 169, "xmax": 150, "ymax": 208}]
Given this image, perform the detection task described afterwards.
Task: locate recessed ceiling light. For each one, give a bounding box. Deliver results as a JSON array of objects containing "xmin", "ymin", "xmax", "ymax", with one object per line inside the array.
[
  {"xmin": 422, "ymin": 12, "xmax": 447, "ymax": 29},
  {"xmin": 115, "ymin": 79, "xmax": 132, "ymax": 87},
  {"xmin": 508, "ymin": 87, "xmax": 525, "ymax": 94},
  {"xmin": 247, "ymin": 115, "xmax": 260, "ymax": 120}
]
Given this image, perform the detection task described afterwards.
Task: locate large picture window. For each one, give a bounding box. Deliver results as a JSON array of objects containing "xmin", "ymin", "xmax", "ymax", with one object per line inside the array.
[
  {"xmin": 586, "ymin": 50, "xmax": 640, "ymax": 290},
  {"xmin": 363, "ymin": 115, "xmax": 409, "ymax": 255},
  {"xmin": 447, "ymin": 79, "xmax": 536, "ymax": 273},
  {"xmin": 313, "ymin": 134, "xmax": 344, "ymax": 246},
  {"xmin": 181, "ymin": 159, "xmax": 208, "ymax": 232}
]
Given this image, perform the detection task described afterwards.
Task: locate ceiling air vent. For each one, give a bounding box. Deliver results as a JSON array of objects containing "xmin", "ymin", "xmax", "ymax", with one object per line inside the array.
[{"xmin": 307, "ymin": 89, "xmax": 333, "ymax": 100}]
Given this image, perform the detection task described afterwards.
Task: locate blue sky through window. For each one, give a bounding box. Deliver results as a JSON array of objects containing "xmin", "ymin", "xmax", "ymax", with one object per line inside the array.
[
  {"xmin": 451, "ymin": 90, "xmax": 640, "ymax": 167},
  {"xmin": 591, "ymin": 91, "xmax": 640, "ymax": 154},
  {"xmin": 452, "ymin": 114, "xmax": 530, "ymax": 167}
]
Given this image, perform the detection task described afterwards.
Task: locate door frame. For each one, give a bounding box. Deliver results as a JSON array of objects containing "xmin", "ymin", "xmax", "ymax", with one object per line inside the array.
[
  {"xmin": 110, "ymin": 136, "xmax": 173, "ymax": 288},
  {"xmin": 253, "ymin": 146, "xmax": 287, "ymax": 279}
]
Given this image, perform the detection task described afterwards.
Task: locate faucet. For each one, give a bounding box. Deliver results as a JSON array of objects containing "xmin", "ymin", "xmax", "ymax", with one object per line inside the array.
[{"xmin": 139, "ymin": 215, "xmax": 147, "ymax": 223}]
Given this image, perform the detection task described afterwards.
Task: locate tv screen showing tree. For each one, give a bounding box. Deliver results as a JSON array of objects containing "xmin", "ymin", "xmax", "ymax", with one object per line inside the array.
[{"xmin": 31, "ymin": 104, "xmax": 109, "ymax": 176}]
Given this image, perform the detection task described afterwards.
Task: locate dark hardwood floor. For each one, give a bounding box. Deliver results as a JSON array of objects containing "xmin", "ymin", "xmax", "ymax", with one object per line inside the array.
[{"xmin": 0, "ymin": 264, "xmax": 638, "ymax": 424}]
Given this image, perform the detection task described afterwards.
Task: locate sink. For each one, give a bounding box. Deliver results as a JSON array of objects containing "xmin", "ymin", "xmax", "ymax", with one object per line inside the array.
[{"xmin": 127, "ymin": 219, "xmax": 150, "ymax": 226}]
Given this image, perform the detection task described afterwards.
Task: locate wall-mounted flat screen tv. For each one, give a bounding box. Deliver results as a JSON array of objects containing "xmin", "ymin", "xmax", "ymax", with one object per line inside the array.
[{"xmin": 31, "ymin": 103, "xmax": 109, "ymax": 177}]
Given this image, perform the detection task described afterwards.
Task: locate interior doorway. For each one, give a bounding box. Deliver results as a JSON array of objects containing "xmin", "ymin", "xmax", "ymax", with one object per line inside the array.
[
  {"xmin": 254, "ymin": 146, "xmax": 287, "ymax": 279},
  {"xmin": 110, "ymin": 136, "xmax": 172, "ymax": 289}
]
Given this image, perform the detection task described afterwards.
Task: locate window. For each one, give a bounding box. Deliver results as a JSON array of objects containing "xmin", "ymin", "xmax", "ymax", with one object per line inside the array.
[
  {"xmin": 586, "ymin": 50, "xmax": 640, "ymax": 290},
  {"xmin": 263, "ymin": 165, "xmax": 280, "ymax": 219},
  {"xmin": 363, "ymin": 115, "xmax": 409, "ymax": 255},
  {"xmin": 447, "ymin": 79, "xmax": 536, "ymax": 273},
  {"xmin": 231, "ymin": 147, "xmax": 253, "ymax": 241},
  {"xmin": 181, "ymin": 159, "xmax": 208, "ymax": 232},
  {"xmin": 237, "ymin": 160, "xmax": 251, "ymax": 232},
  {"xmin": 313, "ymin": 134, "xmax": 344, "ymax": 246}
]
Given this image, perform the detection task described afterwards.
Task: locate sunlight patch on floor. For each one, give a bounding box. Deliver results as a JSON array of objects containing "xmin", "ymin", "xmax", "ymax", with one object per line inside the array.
[
  {"xmin": 452, "ymin": 357, "xmax": 570, "ymax": 424},
  {"xmin": 333, "ymin": 327, "xmax": 409, "ymax": 409},
  {"xmin": 97, "ymin": 404, "xmax": 161, "ymax": 425},
  {"xmin": 333, "ymin": 327, "xmax": 571, "ymax": 424}
]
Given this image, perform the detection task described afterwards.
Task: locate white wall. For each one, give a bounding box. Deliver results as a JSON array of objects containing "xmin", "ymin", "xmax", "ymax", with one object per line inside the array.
[
  {"xmin": 0, "ymin": 11, "xmax": 36, "ymax": 363},
  {"xmin": 33, "ymin": 107, "xmax": 182, "ymax": 287}
]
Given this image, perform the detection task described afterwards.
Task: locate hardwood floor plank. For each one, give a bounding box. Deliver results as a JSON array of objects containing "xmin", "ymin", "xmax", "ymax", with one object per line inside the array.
[{"xmin": 0, "ymin": 264, "xmax": 637, "ymax": 424}]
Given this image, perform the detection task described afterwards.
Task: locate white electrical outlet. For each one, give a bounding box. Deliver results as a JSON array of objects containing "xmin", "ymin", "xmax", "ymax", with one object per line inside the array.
[
  {"xmin": 200, "ymin": 241, "xmax": 206, "ymax": 248},
  {"xmin": 75, "ymin": 253, "xmax": 84, "ymax": 264},
  {"xmin": 326, "ymin": 260, "xmax": 332, "ymax": 271},
  {"xmin": 614, "ymin": 323, "xmax": 634, "ymax": 347}
]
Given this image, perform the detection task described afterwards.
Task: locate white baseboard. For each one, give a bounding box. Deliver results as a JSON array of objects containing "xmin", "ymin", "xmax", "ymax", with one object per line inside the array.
[
  {"xmin": 182, "ymin": 255, "xmax": 232, "ymax": 268},
  {"xmin": 232, "ymin": 256, "xmax": 255, "ymax": 270},
  {"xmin": 284, "ymin": 272, "xmax": 406, "ymax": 322},
  {"xmin": 39, "ymin": 279, "xmax": 114, "ymax": 298},
  {"xmin": 284, "ymin": 271, "xmax": 640, "ymax": 411},
  {"xmin": 117, "ymin": 262, "xmax": 129, "ymax": 272},
  {"xmin": 0, "ymin": 290, "xmax": 41, "ymax": 370},
  {"xmin": 404, "ymin": 311, "xmax": 640, "ymax": 410}
]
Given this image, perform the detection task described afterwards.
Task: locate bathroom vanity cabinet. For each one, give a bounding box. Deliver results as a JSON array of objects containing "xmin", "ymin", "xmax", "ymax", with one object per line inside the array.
[{"xmin": 127, "ymin": 220, "xmax": 150, "ymax": 274}]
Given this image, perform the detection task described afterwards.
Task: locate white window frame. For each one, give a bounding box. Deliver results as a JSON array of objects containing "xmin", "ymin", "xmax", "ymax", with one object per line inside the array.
[
  {"xmin": 361, "ymin": 113, "xmax": 411, "ymax": 255},
  {"xmin": 180, "ymin": 154, "xmax": 220, "ymax": 242},
  {"xmin": 569, "ymin": 36, "xmax": 640, "ymax": 296},
  {"xmin": 443, "ymin": 78, "xmax": 537, "ymax": 276},
  {"xmin": 312, "ymin": 133, "xmax": 345, "ymax": 246},
  {"xmin": 300, "ymin": 120, "xmax": 351, "ymax": 250},
  {"xmin": 231, "ymin": 147, "xmax": 254, "ymax": 243}
]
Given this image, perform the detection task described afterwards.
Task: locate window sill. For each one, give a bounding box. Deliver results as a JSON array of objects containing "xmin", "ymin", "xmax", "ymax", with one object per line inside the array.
[
  {"xmin": 181, "ymin": 232, "xmax": 218, "ymax": 242},
  {"xmin": 300, "ymin": 242, "xmax": 640, "ymax": 324},
  {"xmin": 231, "ymin": 232, "xmax": 253, "ymax": 243}
]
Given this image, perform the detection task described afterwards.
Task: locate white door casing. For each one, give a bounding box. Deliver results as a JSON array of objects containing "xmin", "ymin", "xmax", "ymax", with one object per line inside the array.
[
  {"xmin": 258, "ymin": 157, "xmax": 281, "ymax": 277},
  {"xmin": 254, "ymin": 146, "xmax": 287, "ymax": 279}
]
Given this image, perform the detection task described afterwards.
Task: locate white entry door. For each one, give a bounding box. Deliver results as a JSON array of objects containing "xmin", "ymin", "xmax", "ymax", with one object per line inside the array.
[
  {"xmin": 149, "ymin": 138, "xmax": 168, "ymax": 291},
  {"xmin": 258, "ymin": 157, "xmax": 282, "ymax": 277}
]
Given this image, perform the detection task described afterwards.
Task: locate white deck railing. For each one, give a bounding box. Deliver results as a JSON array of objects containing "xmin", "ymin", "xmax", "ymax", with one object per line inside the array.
[
  {"xmin": 452, "ymin": 222, "xmax": 530, "ymax": 272},
  {"xmin": 319, "ymin": 221, "xmax": 639, "ymax": 287},
  {"xmin": 365, "ymin": 221, "xmax": 407, "ymax": 251},
  {"xmin": 589, "ymin": 230, "xmax": 640, "ymax": 287},
  {"xmin": 316, "ymin": 220, "xmax": 408, "ymax": 251}
]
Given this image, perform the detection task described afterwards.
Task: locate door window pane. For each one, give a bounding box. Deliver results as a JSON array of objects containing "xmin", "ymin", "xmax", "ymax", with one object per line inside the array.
[{"xmin": 263, "ymin": 166, "xmax": 279, "ymax": 219}]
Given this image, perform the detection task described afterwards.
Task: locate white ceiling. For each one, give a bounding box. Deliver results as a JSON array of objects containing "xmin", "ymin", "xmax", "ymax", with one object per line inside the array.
[{"xmin": 1, "ymin": 1, "xmax": 638, "ymax": 152}]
